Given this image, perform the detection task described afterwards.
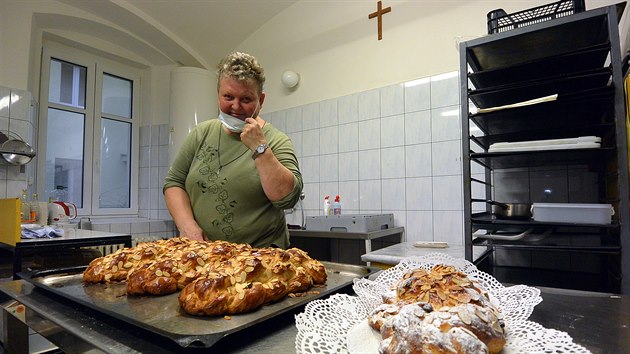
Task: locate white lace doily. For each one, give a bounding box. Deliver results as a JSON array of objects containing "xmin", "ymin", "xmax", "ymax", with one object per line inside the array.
[{"xmin": 295, "ymin": 253, "xmax": 591, "ymax": 353}]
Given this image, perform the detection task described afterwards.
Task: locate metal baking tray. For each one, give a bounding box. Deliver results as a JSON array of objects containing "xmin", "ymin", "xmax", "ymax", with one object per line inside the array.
[{"xmin": 18, "ymin": 261, "xmax": 376, "ymax": 348}]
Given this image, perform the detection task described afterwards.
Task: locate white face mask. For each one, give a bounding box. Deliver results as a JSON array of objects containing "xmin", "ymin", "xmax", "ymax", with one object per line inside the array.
[
  {"xmin": 218, "ymin": 110, "xmax": 246, "ymax": 133},
  {"xmin": 218, "ymin": 100, "xmax": 260, "ymax": 133}
]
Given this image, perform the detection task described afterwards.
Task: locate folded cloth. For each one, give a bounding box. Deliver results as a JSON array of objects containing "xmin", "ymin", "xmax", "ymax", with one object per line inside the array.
[{"xmin": 21, "ymin": 225, "xmax": 64, "ymax": 239}]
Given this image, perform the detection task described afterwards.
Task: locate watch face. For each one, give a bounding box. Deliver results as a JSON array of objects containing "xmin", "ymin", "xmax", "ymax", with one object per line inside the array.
[{"xmin": 257, "ymin": 145, "xmax": 265, "ymax": 153}]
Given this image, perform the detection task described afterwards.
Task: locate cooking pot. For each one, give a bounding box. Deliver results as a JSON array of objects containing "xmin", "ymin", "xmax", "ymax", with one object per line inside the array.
[
  {"xmin": 48, "ymin": 201, "xmax": 78, "ymax": 224},
  {"xmin": 486, "ymin": 200, "xmax": 532, "ymax": 220}
]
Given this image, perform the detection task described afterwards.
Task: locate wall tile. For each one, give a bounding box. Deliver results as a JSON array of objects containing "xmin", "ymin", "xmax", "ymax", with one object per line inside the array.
[
  {"xmin": 9, "ymin": 89, "xmax": 32, "ymax": 120},
  {"xmin": 158, "ymin": 145, "xmax": 169, "ymax": 167},
  {"xmin": 158, "ymin": 124, "xmax": 169, "ymax": 145},
  {"xmin": 0, "ymin": 86, "xmax": 10, "ymax": 117},
  {"xmin": 404, "ymin": 78, "xmax": 431, "ymax": 113},
  {"xmin": 319, "ymin": 126, "xmax": 338, "ymax": 154},
  {"xmin": 288, "ymin": 131, "xmax": 302, "ymax": 158},
  {"xmin": 338, "ymin": 122, "xmax": 358, "ymax": 153},
  {"xmin": 339, "ymin": 181, "xmax": 359, "ymax": 210},
  {"xmin": 358, "ymin": 89, "xmax": 380, "ymax": 121},
  {"xmin": 302, "ymin": 183, "xmax": 320, "ymax": 210},
  {"xmin": 300, "ymin": 156, "xmax": 320, "ymax": 183},
  {"xmin": 358, "ymin": 118, "xmax": 380, "ymax": 150},
  {"xmin": 140, "ymin": 146, "xmax": 150, "ymax": 168},
  {"xmin": 320, "ymin": 181, "xmax": 339, "ymax": 202},
  {"xmin": 382, "ymin": 178, "xmax": 406, "ymax": 210},
  {"xmin": 430, "ymin": 71, "xmax": 459, "ymax": 108},
  {"xmin": 359, "ymin": 180, "xmax": 381, "ymax": 211},
  {"xmin": 432, "ymin": 175, "xmax": 463, "ymax": 211},
  {"xmin": 338, "ymin": 94, "xmax": 358, "ymax": 124},
  {"xmin": 405, "ymin": 210, "xmax": 433, "ymax": 242},
  {"xmin": 358, "ymin": 149, "xmax": 381, "ymax": 180},
  {"xmin": 151, "ymin": 125, "xmax": 160, "ymax": 146},
  {"xmin": 381, "ymin": 146, "xmax": 405, "ymax": 179},
  {"xmin": 381, "ymin": 114, "xmax": 404, "ymax": 148},
  {"xmin": 270, "ymin": 110, "xmax": 287, "ymax": 132},
  {"xmin": 301, "ymin": 103, "xmax": 319, "ymax": 131},
  {"xmin": 138, "ymin": 188, "xmax": 149, "ymax": 210},
  {"xmin": 404, "ymin": 110, "xmax": 431, "ymax": 145},
  {"xmin": 530, "ymin": 168, "xmax": 569, "ymax": 203},
  {"xmin": 433, "ymin": 210, "xmax": 463, "ymax": 245},
  {"xmin": 405, "ymin": 144, "xmax": 432, "ymax": 177},
  {"xmin": 380, "ymin": 83, "xmax": 404, "ymax": 117},
  {"xmin": 405, "ymin": 177, "xmax": 433, "ymax": 210},
  {"xmin": 319, "ymin": 154, "xmax": 339, "ymax": 182},
  {"xmin": 431, "ymin": 105, "xmax": 461, "ymax": 142},
  {"xmin": 302, "ymin": 129, "xmax": 320, "ymax": 156},
  {"xmin": 431, "ymin": 140, "xmax": 461, "ymax": 176},
  {"xmin": 140, "ymin": 126, "xmax": 150, "ymax": 147},
  {"xmin": 320, "ymin": 98, "xmax": 338, "ymax": 127},
  {"xmin": 338, "ymin": 151, "xmax": 358, "ymax": 181},
  {"xmin": 139, "ymin": 167, "xmax": 150, "ymax": 189}
]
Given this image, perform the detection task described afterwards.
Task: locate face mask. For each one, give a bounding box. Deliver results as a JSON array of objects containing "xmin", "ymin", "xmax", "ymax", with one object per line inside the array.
[
  {"xmin": 218, "ymin": 110, "xmax": 246, "ymax": 133},
  {"xmin": 217, "ymin": 100, "xmax": 260, "ymax": 133}
]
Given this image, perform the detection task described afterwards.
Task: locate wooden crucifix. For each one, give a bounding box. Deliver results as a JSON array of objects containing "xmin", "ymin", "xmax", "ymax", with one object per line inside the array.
[{"xmin": 368, "ymin": 1, "xmax": 392, "ymax": 40}]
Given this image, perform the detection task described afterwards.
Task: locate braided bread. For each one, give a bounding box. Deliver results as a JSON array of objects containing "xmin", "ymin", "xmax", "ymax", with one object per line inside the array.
[
  {"xmin": 368, "ymin": 265, "xmax": 505, "ymax": 354},
  {"xmin": 83, "ymin": 237, "xmax": 327, "ymax": 316}
]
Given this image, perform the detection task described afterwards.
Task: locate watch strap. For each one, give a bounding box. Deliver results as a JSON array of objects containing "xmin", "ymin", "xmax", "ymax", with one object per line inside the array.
[{"xmin": 252, "ymin": 143, "xmax": 269, "ymax": 160}]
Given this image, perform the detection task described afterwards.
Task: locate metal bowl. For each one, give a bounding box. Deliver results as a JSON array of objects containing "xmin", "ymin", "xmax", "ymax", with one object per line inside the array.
[{"xmin": 1, "ymin": 139, "xmax": 36, "ymax": 165}]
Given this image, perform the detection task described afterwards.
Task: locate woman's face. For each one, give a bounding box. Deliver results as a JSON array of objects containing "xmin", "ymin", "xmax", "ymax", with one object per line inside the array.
[{"xmin": 218, "ymin": 77, "xmax": 265, "ymax": 119}]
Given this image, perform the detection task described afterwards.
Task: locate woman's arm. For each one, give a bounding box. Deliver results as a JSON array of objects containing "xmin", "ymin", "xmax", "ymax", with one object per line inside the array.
[{"xmin": 164, "ymin": 186, "xmax": 205, "ymax": 241}]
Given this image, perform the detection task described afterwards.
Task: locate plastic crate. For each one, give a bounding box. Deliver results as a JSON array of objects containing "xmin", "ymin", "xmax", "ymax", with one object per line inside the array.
[{"xmin": 487, "ymin": 0, "xmax": 585, "ymax": 34}]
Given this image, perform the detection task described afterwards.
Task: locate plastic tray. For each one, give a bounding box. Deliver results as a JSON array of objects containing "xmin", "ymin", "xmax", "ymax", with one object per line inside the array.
[
  {"xmin": 487, "ymin": 0, "xmax": 585, "ymax": 34},
  {"xmin": 531, "ymin": 203, "xmax": 614, "ymax": 224}
]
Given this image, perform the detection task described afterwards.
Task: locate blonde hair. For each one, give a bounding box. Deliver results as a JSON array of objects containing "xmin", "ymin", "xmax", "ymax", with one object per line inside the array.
[{"xmin": 216, "ymin": 52, "xmax": 265, "ymax": 93}]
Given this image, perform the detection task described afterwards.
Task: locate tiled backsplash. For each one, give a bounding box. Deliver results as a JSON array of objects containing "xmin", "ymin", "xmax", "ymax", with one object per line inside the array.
[
  {"xmin": 266, "ymin": 72, "xmax": 465, "ymax": 245},
  {"xmin": 139, "ymin": 123, "xmax": 172, "ymax": 220}
]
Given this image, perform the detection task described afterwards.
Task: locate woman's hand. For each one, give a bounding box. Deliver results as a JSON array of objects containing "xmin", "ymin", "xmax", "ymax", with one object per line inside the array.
[
  {"xmin": 178, "ymin": 222, "xmax": 205, "ymax": 241},
  {"xmin": 164, "ymin": 186, "xmax": 206, "ymax": 241}
]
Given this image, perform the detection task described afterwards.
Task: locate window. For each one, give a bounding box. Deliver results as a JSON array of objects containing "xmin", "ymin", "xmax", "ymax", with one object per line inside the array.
[{"xmin": 38, "ymin": 42, "xmax": 140, "ymax": 216}]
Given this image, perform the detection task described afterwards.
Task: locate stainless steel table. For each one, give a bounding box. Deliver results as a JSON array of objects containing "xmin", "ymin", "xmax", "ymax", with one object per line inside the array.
[
  {"xmin": 0, "ymin": 229, "xmax": 132, "ymax": 279},
  {"xmin": 290, "ymin": 227, "xmax": 405, "ymax": 266},
  {"xmin": 1, "ymin": 279, "xmax": 628, "ymax": 353}
]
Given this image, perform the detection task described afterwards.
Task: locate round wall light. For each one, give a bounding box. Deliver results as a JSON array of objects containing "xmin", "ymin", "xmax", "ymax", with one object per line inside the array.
[{"xmin": 281, "ymin": 70, "xmax": 300, "ymax": 88}]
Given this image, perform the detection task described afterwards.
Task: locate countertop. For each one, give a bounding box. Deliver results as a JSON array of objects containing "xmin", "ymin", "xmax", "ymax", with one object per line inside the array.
[
  {"xmin": 361, "ymin": 241, "xmax": 489, "ymax": 265},
  {"xmin": 1, "ymin": 279, "xmax": 627, "ymax": 353}
]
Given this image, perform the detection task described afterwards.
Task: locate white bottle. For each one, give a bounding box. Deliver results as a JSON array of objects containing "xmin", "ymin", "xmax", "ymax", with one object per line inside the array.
[
  {"xmin": 333, "ymin": 195, "xmax": 342, "ymax": 215},
  {"xmin": 323, "ymin": 196, "xmax": 332, "ymax": 216}
]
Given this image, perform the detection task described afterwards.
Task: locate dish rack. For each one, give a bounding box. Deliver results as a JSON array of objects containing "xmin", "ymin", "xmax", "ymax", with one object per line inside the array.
[{"xmin": 487, "ymin": 0, "xmax": 585, "ymax": 34}]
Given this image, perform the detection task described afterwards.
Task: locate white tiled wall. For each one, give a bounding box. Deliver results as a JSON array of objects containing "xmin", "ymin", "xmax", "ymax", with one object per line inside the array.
[
  {"xmin": 138, "ymin": 123, "xmax": 172, "ymax": 220},
  {"xmin": 268, "ymin": 71, "xmax": 464, "ymax": 245}
]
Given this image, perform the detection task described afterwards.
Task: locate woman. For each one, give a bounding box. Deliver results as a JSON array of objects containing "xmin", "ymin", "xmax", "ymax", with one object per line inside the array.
[{"xmin": 164, "ymin": 52, "xmax": 303, "ymax": 248}]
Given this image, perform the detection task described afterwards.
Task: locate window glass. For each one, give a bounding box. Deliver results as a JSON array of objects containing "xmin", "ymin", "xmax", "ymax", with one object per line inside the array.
[
  {"xmin": 102, "ymin": 74, "xmax": 132, "ymax": 118},
  {"xmin": 45, "ymin": 108, "xmax": 85, "ymax": 207},
  {"xmin": 48, "ymin": 59, "xmax": 86, "ymax": 109},
  {"xmin": 99, "ymin": 118, "xmax": 131, "ymax": 208}
]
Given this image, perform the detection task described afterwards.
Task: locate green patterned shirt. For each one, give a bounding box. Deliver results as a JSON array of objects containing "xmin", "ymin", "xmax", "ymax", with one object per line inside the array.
[{"xmin": 164, "ymin": 119, "xmax": 302, "ymax": 248}]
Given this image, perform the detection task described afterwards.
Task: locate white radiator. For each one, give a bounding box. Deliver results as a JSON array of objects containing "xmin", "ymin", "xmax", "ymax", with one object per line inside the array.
[{"xmin": 88, "ymin": 236, "xmax": 161, "ymax": 256}]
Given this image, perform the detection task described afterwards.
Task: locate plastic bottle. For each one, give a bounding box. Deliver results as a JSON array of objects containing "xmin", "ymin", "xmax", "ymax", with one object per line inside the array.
[
  {"xmin": 323, "ymin": 196, "xmax": 331, "ymax": 216},
  {"xmin": 20, "ymin": 189, "xmax": 30, "ymax": 223},
  {"xmin": 333, "ymin": 195, "xmax": 342, "ymax": 215},
  {"xmin": 30, "ymin": 193, "xmax": 40, "ymax": 224},
  {"xmin": 53, "ymin": 185, "xmax": 67, "ymax": 202}
]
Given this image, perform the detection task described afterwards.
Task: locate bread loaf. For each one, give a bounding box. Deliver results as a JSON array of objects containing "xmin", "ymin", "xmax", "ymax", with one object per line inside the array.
[
  {"xmin": 83, "ymin": 237, "xmax": 327, "ymax": 316},
  {"xmin": 368, "ymin": 265, "xmax": 505, "ymax": 354}
]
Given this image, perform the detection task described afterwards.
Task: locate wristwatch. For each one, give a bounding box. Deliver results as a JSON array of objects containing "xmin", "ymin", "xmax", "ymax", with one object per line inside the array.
[{"xmin": 252, "ymin": 143, "xmax": 269, "ymax": 160}]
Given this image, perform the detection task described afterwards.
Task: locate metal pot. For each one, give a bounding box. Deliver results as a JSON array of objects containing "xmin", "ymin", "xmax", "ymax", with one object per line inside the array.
[{"xmin": 486, "ymin": 200, "xmax": 532, "ymax": 220}]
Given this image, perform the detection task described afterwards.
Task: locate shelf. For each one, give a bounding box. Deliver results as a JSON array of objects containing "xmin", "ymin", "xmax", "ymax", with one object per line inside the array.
[
  {"xmin": 468, "ymin": 42, "xmax": 611, "ymax": 88},
  {"xmin": 470, "ymin": 147, "xmax": 613, "ymax": 169},
  {"xmin": 469, "ymin": 86, "xmax": 614, "ymax": 136},
  {"xmin": 473, "ymin": 239, "xmax": 620, "ymax": 254},
  {"xmin": 471, "ymin": 212, "xmax": 619, "ymax": 229},
  {"xmin": 465, "ymin": 12, "xmax": 611, "ymax": 72},
  {"xmin": 469, "ymin": 67, "xmax": 612, "ymax": 109}
]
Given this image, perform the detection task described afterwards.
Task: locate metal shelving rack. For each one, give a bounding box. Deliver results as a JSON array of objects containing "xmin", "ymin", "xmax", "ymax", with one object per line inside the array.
[{"xmin": 460, "ymin": 4, "xmax": 630, "ymax": 293}]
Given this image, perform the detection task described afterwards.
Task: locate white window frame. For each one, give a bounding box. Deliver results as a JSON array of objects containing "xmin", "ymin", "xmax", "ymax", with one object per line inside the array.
[{"xmin": 37, "ymin": 41, "xmax": 140, "ymax": 216}]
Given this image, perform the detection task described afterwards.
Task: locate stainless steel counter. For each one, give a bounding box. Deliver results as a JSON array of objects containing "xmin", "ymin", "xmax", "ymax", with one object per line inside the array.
[{"xmin": 1, "ymin": 279, "xmax": 628, "ymax": 353}]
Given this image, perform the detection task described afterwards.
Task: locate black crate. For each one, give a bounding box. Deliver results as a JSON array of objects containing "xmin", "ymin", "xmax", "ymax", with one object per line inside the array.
[{"xmin": 487, "ymin": 0, "xmax": 585, "ymax": 34}]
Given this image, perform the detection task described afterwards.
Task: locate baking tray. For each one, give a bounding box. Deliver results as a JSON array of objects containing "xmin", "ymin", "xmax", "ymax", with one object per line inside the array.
[{"xmin": 17, "ymin": 261, "xmax": 376, "ymax": 349}]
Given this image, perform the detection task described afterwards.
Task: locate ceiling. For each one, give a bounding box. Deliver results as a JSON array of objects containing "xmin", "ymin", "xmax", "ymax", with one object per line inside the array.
[{"xmin": 57, "ymin": 0, "xmax": 300, "ymax": 68}]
